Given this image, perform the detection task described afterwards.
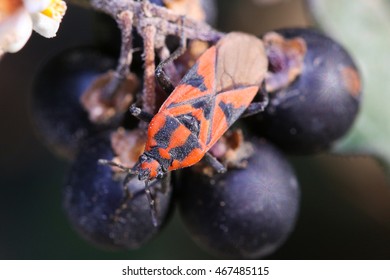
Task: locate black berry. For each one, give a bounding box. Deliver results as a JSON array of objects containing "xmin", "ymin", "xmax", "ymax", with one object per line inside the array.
[
  {"xmin": 178, "ymin": 138, "xmax": 300, "ymax": 259},
  {"xmin": 31, "ymin": 47, "xmax": 116, "ymax": 160},
  {"xmin": 254, "ymin": 28, "xmax": 362, "ymax": 154},
  {"xmin": 63, "ymin": 132, "xmax": 173, "ymax": 250}
]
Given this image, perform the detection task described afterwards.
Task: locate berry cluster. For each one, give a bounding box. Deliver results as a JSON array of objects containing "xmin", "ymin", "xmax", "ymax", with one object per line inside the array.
[{"xmin": 30, "ymin": 1, "xmax": 361, "ymax": 258}]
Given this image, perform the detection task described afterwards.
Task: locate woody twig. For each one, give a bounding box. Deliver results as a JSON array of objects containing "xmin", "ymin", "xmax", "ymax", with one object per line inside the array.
[
  {"xmin": 101, "ymin": 10, "xmax": 134, "ymax": 102},
  {"xmin": 89, "ymin": 0, "xmax": 224, "ymax": 114}
]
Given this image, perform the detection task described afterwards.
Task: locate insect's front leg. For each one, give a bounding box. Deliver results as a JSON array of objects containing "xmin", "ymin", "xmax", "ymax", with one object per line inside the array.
[
  {"xmin": 129, "ymin": 104, "xmax": 154, "ymax": 123},
  {"xmin": 98, "ymin": 159, "xmax": 138, "ymax": 222},
  {"xmin": 144, "ymin": 180, "xmax": 158, "ymax": 227},
  {"xmin": 155, "ymin": 18, "xmax": 187, "ymax": 95},
  {"xmin": 113, "ymin": 174, "xmax": 136, "ymax": 219},
  {"xmin": 129, "ymin": 175, "xmax": 171, "ymax": 227},
  {"xmin": 241, "ymin": 82, "xmax": 269, "ymax": 118},
  {"xmin": 203, "ymin": 152, "xmax": 227, "ymax": 173},
  {"xmin": 159, "ymin": 172, "xmax": 171, "ymax": 194}
]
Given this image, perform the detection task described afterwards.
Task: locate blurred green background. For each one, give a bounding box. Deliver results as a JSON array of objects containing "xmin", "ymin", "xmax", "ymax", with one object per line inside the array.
[{"xmin": 1, "ymin": 0, "xmax": 390, "ymax": 259}]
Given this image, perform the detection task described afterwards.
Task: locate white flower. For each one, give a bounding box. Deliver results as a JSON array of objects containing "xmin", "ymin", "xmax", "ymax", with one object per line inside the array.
[{"xmin": 0, "ymin": 0, "xmax": 67, "ymax": 54}]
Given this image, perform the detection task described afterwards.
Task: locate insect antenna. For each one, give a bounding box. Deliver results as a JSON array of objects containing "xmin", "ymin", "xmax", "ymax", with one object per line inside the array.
[
  {"xmin": 98, "ymin": 159, "xmax": 137, "ymax": 174},
  {"xmin": 98, "ymin": 159, "xmax": 139, "ymax": 222},
  {"xmin": 144, "ymin": 180, "xmax": 158, "ymax": 227}
]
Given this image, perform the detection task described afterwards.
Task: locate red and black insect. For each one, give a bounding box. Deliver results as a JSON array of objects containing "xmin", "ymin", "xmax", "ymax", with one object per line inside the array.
[{"xmin": 101, "ymin": 32, "xmax": 269, "ymax": 226}]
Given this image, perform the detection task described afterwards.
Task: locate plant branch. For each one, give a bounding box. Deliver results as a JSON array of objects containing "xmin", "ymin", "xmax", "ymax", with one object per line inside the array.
[
  {"xmin": 101, "ymin": 10, "xmax": 134, "ymax": 101},
  {"xmin": 141, "ymin": 24, "xmax": 157, "ymax": 116},
  {"xmin": 87, "ymin": 0, "xmax": 224, "ymax": 120},
  {"xmin": 91, "ymin": 0, "xmax": 223, "ymax": 43}
]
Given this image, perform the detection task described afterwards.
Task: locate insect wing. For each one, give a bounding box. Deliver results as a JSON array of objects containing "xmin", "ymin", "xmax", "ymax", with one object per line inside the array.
[
  {"xmin": 159, "ymin": 45, "xmax": 218, "ymax": 147},
  {"xmin": 207, "ymin": 86, "xmax": 259, "ymax": 147},
  {"xmin": 205, "ymin": 32, "xmax": 268, "ymax": 148},
  {"xmin": 158, "ymin": 32, "xmax": 267, "ymax": 150},
  {"xmin": 159, "ymin": 46, "xmax": 216, "ymax": 112}
]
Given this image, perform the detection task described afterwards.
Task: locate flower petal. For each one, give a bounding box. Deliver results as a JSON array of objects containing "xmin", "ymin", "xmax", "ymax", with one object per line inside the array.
[
  {"xmin": 0, "ymin": 8, "xmax": 32, "ymax": 53},
  {"xmin": 39, "ymin": 0, "xmax": 67, "ymax": 22},
  {"xmin": 30, "ymin": 12, "xmax": 59, "ymax": 38},
  {"xmin": 23, "ymin": 0, "xmax": 51, "ymax": 13}
]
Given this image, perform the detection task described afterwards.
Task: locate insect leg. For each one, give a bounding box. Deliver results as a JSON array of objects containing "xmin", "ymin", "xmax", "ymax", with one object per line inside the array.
[
  {"xmin": 143, "ymin": 175, "xmax": 172, "ymax": 227},
  {"xmin": 98, "ymin": 159, "xmax": 135, "ymax": 173},
  {"xmin": 144, "ymin": 180, "xmax": 159, "ymax": 227},
  {"xmin": 155, "ymin": 17, "xmax": 187, "ymax": 95},
  {"xmin": 158, "ymin": 172, "xmax": 171, "ymax": 194},
  {"xmin": 98, "ymin": 159, "xmax": 138, "ymax": 222},
  {"xmin": 110, "ymin": 174, "xmax": 138, "ymax": 223},
  {"xmin": 203, "ymin": 152, "xmax": 227, "ymax": 173},
  {"xmin": 129, "ymin": 104, "xmax": 154, "ymax": 123},
  {"xmin": 241, "ymin": 83, "xmax": 269, "ymax": 118},
  {"xmin": 241, "ymin": 99, "xmax": 269, "ymax": 118}
]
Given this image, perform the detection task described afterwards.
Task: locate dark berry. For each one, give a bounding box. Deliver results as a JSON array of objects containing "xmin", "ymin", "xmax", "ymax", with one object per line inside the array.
[
  {"xmin": 30, "ymin": 47, "xmax": 116, "ymax": 160},
  {"xmin": 92, "ymin": 13, "xmax": 121, "ymax": 56},
  {"xmin": 254, "ymin": 28, "xmax": 362, "ymax": 154},
  {"xmin": 63, "ymin": 132, "xmax": 173, "ymax": 250},
  {"xmin": 178, "ymin": 138, "xmax": 300, "ymax": 259}
]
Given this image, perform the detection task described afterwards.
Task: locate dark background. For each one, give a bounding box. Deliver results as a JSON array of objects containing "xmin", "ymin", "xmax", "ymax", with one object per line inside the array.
[{"xmin": 1, "ymin": 0, "xmax": 390, "ymax": 259}]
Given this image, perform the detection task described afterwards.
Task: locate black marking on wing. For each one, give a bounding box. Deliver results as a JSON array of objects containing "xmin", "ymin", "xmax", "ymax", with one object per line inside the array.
[
  {"xmin": 192, "ymin": 99, "xmax": 206, "ymax": 109},
  {"xmin": 181, "ymin": 63, "xmax": 207, "ymax": 92},
  {"xmin": 192, "ymin": 98, "xmax": 213, "ymax": 120},
  {"xmin": 166, "ymin": 101, "xmax": 179, "ymax": 109},
  {"xmin": 176, "ymin": 113, "xmax": 201, "ymax": 137},
  {"xmin": 218, "ymin": 101, "xmax": 234, "ymax": 126},
  {"xmin": 215, "ymin": 85, "xmax": 247, "ymax": 95},
  {"xmin": 205, "ymin": 98, "xmax": 216, "ymax": 145},
  {"xmin": 166, "ymin": 94, "xmax": 208, "ymax": 109},
  {"xmin": 204, "ymin": 49, "xmax": 220, "ymax": 145},
  {"xmin": 219, "ymin": 101, "xmax": 246, "ymax": 126},
  {"xmin": 169, "ymin": 134, "xmax": 201, "ymax": 162},
  {"xmin": 166, "ymin": 95, "xmax": 214, "ymax": 122},
  {"xmin": 153, "ymin": 116, "xmax": 180, "ymax": 149}
]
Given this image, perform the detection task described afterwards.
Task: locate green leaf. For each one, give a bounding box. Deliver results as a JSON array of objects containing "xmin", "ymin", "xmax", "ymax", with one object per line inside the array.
[{"xmin": 308, "ymin": 0, "xmax": 390, "ymax": 168}]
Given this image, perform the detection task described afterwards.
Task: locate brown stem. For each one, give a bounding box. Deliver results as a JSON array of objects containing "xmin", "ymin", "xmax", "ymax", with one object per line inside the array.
[
  {"xmin": 101, "ymin": 10, "xmax": 134, "ymax": 101},
  {"xmin": 141, "ymin": 24, "xmax": 157, "ymax": 116},
  {"xmin": 89, "ymin": 0, "xmax": 224, "ymax": 127},
  {"xmin": 91, "ymin": 0, "xmax": 224, "ymax": 43}
]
